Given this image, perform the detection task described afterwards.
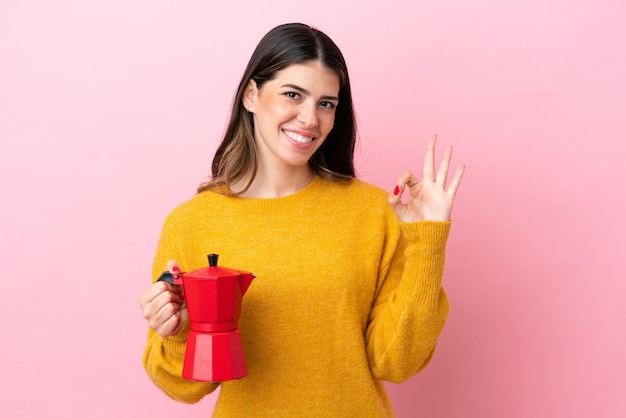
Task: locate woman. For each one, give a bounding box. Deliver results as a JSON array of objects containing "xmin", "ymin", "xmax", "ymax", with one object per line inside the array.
[{"xmin": 139, "ymin": 22, "xmax": 464, "ymax": 417}]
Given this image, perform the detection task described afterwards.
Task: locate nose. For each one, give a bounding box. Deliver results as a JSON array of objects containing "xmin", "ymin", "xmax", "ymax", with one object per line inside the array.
[{"xmin": 297, "ymin": 102, "xmax": 318, "ymax": 128}]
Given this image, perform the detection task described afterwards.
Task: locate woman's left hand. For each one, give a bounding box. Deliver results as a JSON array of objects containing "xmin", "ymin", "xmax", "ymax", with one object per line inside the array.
[{"xmin": 388, "ymin": 135, "xmax": 465, "ymax": 222}]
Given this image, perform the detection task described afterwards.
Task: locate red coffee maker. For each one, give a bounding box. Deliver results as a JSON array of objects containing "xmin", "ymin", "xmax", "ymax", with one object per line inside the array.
[{"xmin": 157, "ymin": 253, "xmax": 255, "ymax": 382}]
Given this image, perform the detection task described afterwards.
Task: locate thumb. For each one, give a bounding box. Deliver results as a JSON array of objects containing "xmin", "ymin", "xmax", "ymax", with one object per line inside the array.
[
  {"xmin": 166, "ymin": 260, "xmax": 182, "ymax": 275},
  {"xmin": 165, "ymin": 260, "xmax": 184, "ymax": 294}
]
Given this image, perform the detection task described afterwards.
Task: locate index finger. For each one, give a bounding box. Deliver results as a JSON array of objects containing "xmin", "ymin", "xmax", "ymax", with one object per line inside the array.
[{"xmin": 139, "ymin": 281, "xmax": 173, "ymax": 306}]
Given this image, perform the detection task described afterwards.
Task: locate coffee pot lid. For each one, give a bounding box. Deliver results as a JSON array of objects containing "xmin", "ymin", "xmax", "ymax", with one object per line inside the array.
[{"xmin": 184, "ymin": 253, "xmax": 247, "ymax": 279}]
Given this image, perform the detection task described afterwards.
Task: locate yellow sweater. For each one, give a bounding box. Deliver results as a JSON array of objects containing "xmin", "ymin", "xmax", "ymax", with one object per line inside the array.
[{"xmin": 143, "ymin": 176, "xmax": 451, "ymax": 417}]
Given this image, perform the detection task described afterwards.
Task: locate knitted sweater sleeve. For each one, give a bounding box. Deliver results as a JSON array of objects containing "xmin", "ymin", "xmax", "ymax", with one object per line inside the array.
[
  {"xmin": 365, "ymin": 217, "xmax": 451, "ymax": 383},
  {"xmin": 142, "ymin": 211, "xmax": 219, "ymax": 403}
]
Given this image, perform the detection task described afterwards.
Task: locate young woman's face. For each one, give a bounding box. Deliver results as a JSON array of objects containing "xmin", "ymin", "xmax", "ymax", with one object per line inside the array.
[{"xmin": 244, "ymin": 61, "xmax": 340, "ymax": 172}]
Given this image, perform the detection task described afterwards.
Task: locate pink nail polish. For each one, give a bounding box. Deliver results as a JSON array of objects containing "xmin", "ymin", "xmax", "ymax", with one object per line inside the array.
[{"xmin": 393, "ymin": 186, "xmax": 400, "ymax": 196}]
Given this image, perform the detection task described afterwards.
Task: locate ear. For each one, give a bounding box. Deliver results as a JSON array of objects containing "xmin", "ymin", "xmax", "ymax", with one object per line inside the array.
[{"xmin": 242, "ymin": 79, "xmax": 258, "ymax": 113}]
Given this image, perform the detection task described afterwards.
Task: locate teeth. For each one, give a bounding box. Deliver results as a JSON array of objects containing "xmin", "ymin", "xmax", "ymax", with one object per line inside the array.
[{"xmin": 284, "ymin": 130, "xmax": 313, "ymax": 143}]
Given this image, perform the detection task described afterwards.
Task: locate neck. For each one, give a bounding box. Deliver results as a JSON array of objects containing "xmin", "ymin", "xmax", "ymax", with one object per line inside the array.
[{"xmin": 236, "ymin": 164, "xmax": 317, "ymax": 198}]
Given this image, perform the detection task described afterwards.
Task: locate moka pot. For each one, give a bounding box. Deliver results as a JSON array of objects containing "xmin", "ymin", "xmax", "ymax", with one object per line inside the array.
[{"xmin": 157, "ymin": 253, "xmax": 255, "ymax": 382}]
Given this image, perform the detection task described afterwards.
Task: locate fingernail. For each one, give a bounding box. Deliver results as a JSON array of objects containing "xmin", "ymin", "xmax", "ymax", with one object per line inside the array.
[
  {"xmin": 172, "ymin": 266, "xmax": 180, "ymax": 272},
  {"xmin": 393, "ymin": 186, "xmax": 400, "ymax": 196}
]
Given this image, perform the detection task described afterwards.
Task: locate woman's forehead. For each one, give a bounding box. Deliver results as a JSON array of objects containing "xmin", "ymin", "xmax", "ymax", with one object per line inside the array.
[{"xmin": 270, "ymin": 61, "xmax": 340, "ymax": 92}]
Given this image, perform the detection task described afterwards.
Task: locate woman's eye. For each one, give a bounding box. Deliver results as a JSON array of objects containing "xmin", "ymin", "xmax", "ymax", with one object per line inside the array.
[
  {"xmin": 285, "ymin": 91, "xmax": 299, "ymax": 99},
  {"xmin": 320, "ymin": 101, "xmax": 336, "ymax": 110}
]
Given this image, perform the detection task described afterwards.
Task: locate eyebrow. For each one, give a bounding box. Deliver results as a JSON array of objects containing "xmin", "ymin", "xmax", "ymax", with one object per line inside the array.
[{"xmin": 281, "ymin": 84, "xmax": 339, "ymax": 101}]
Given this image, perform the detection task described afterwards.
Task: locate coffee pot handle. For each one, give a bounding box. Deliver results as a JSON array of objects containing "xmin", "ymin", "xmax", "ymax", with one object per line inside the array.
[{"xmin": 156, "ymin": 271, "xmax": 183, "ymax": 286}]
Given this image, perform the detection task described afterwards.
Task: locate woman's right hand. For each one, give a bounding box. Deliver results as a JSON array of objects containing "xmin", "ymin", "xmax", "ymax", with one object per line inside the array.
[{"xmin": 139, "ymin": 260, "xmax": 187, "ymax": 337}]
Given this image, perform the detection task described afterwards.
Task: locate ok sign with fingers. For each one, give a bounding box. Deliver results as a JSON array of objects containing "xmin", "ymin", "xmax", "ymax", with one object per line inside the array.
[{"xmin": 388, "ymin": 135, "xmax": 465, "ymax": 223}]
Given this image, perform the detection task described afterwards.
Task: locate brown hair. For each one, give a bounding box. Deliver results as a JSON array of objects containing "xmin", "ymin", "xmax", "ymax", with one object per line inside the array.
[{"xmin": 197, "ymin": 23, "xmax": 357, "ymax": 195}]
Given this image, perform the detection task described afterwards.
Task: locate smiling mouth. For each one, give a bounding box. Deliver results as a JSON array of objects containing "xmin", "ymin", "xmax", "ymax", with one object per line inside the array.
[{"xmin": 283, "ymin": 130, "xmax": 314, "ymax": 144}]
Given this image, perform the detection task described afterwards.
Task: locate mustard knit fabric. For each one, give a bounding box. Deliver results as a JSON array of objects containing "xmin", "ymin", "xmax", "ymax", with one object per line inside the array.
[{"xmin": 143, "ymin": 176, "xmax": 451, "ymax": 417}]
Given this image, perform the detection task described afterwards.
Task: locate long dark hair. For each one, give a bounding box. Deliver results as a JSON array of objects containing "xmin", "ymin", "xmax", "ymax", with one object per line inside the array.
[{"xmin": 197, "ymin": 23, "xmax": 357, "ymax": 195}]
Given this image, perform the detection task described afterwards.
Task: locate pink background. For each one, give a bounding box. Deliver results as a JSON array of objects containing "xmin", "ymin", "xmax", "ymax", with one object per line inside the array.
[{"xmin": 1, "ymin": 1, "xmax": 625, "ymax": 417}]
